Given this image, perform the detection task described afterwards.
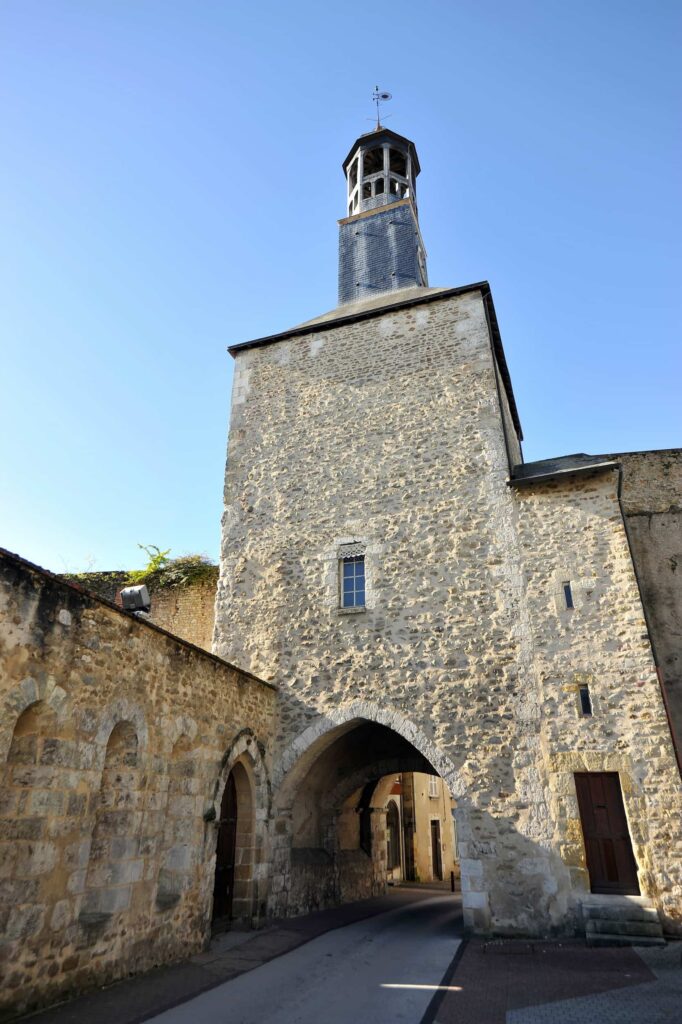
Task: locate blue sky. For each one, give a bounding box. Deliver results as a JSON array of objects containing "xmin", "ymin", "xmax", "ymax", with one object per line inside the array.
[{"xmin": 1, "ymin": 1, "xmax": 680, "ymax": 573}]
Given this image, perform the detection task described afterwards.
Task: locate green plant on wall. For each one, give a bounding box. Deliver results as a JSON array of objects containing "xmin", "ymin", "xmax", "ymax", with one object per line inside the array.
[
  {"xmin": 127, "ymin": 544, "xmax": 171, "ymax": 584},
  {"xmin": 126, "ymin": 545, "xmax": 217, "ymax": 589}
]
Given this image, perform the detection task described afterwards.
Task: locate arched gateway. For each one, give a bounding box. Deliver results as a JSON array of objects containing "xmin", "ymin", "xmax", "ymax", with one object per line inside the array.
[{"xmin": 266, "ymin": 705, "xmax": 464, "ymax": 920}]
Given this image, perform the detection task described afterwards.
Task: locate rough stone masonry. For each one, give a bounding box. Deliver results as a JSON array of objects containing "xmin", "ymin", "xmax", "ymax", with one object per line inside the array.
[
  {"xmin": 1, "ymin": 122, "xmax": 681, "ymax": 1021},
  {"xmin": 214, "ymin": 281, "xmax": 682, "ymax": 937},
  {"xmin": 0, "ymin": 550, "xmax": 275, "ymax": 1019}
]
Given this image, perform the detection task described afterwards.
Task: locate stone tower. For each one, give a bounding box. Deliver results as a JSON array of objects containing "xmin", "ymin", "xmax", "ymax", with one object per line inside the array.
[
  {"xmin": 214, "ymin": 124, "xmax": 682, "ymax": 937},
  {"xmin": 338, "ymin": 127, "xmax": 428, "ymax": 304}
]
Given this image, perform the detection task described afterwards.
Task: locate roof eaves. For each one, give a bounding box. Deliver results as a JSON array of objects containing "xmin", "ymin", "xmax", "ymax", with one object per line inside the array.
[
  {"xmin": 508, "ymin": 461, "xmax": 619, "ymax": 488},
  {"xmin": 342, "ymin": 128, "xmax": 421, "ymax": 176},
  {"xmin": 479, "ymin": 285, "xmax": 523, "ymax": 441},
  {"xmin": 228, "ymin": 282, "xmax": 490, "ymax": 356}
]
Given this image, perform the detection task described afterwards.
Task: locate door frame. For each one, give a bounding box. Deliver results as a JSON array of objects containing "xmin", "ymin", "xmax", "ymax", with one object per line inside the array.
[{"xmin": 574, "ymin": 771, "xmax": 640, "ymax": 896}]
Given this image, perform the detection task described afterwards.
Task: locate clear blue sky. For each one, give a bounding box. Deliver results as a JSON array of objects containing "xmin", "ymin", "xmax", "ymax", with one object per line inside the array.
[{"xmin": 1, "ymin": 1, "xmax": 680, "ymax": 573}]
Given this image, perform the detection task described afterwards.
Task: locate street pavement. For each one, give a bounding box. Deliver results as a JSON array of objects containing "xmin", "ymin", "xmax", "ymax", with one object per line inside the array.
[
  {"xmin": 434, "ymin": 936, "xmax": 682, "ymax": 1024},
  {"xmin": 23, "ymin": 889, "xmax": 681, "ymax": 1024},
  {"xmin": 146, "ymin": 894, "xmax": 461, "ymax": 1024}
]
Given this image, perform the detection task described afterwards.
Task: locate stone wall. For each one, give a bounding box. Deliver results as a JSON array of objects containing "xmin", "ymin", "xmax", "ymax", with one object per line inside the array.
[
  {"xmin": 0, "ymin": 548, "xmax": 275, "ymax": 1019},
  {"xmin": 61, "ymin": 570, "xmax": 219, "ymax": 653},
  {"xmin": 511, "ymin": 467, "xmax": 682, "ymax": 933},
  {"xmin": 215, "ymin": 286, "xmax": 682, "ymax": 936},
  {"xmin": 148, "ymin": 577, "xmax": 217, "ymax": 652},
  {"xmin": 615, "ymin": 450, "xmax": 682, "ymax": 744}
]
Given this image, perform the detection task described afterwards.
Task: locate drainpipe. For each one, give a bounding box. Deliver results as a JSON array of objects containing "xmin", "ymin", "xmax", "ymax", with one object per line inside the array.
[{"xmin": 616, "ymin": 463, "xmax": 682, "ymax": 778}]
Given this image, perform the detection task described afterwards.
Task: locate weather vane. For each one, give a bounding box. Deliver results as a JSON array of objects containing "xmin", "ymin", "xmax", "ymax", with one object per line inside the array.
[{"xmin": 371, "ymin": 86, "xmax": 392, "ymax": 130}]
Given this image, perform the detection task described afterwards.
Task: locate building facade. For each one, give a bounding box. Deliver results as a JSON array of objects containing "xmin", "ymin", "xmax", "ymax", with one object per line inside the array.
[
  {"xmin": 1, "ymin": 123, "xmax": 681, "ymax": 1019},
  {"xmin": 213, "ymin": 126, "xmax": 682, "ymax": 937}
]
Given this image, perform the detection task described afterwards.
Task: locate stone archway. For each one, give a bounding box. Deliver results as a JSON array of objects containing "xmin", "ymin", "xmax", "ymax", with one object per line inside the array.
[
  {"xmin": 274, "ymin": 700, "xmax": 461, "ymax": 798},
  {"xmin": 205, "ymin": 730, "xmax": 270, "ymax": 932},
  {"xmin": 269, "ymin": 706, "xmax": 464, "ymax": 919},
  {"xmin": 212, "ymin": 760, "xmax": 254, "ymax": 929}
]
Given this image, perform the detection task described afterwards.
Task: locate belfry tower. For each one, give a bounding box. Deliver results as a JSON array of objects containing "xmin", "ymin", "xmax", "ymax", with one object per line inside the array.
[
  {"xmin": 338, "ymin": 128, "xmax": 428, "ymax": 303},
  {"xmin": 215, "ymin": 118, "xmax": 682, "ymax": 941}
]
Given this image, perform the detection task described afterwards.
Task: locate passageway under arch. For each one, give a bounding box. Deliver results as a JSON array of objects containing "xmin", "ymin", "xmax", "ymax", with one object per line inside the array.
[{"xmin": 270, "ymin": 718, "xmax": 458, "ymax": 917}]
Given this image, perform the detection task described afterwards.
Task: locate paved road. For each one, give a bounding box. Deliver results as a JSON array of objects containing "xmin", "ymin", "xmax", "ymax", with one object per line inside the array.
[{"xmin": 147, "ymin": 895, "xmax": 462, "ymax": 1024}]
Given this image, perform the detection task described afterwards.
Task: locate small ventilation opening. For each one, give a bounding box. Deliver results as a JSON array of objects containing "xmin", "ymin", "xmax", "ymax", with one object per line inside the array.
[
  {"xmin": 579, "ymin": 686, "xmax": 593, "ymax": 716},
  {"xmin": 563, "ymin": 582, "xmax": 574, "ymax": 610}
]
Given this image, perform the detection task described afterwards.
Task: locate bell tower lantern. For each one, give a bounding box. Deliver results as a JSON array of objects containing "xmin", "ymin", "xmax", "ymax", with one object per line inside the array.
[{"xmin": 338, "ymin": 127, "xmax": 428, "ymax": 305}]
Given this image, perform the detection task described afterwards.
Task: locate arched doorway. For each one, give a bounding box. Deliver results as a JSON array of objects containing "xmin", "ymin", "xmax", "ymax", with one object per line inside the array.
[
  {"xmin": 213, "ymin": 773, "xmax": 237, "ymax": 924},
  {"xmin": 212, "ymin": 760, "xmax": 255, "ymax": 930},
  {"xmin": 386, "ymin": 799, "xmax": 402, "ymax": 878}
]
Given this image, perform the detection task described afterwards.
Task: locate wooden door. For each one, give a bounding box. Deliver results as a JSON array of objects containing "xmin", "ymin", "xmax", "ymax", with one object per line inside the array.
[
  {"xmin": 575, "ymin": 772, "xmax": 640, "ymax": 895},
  {"xmin": 212, "ymin": 772, "xmax": 238, "ymax": 923},
  {"xmin": 430, "ymin": 820, "xmax": 443, "ymax": 881}
]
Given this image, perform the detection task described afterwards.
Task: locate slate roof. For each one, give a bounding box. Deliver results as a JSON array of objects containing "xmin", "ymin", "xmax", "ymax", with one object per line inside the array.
[{"xmin": 509, "ymin": 453, "xmax": 619, "ymax": 487}]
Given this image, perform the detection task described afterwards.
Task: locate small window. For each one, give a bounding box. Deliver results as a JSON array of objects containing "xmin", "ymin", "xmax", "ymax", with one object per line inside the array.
[
  {"xmin": 389, "ymin": 148, "xmax": 407, "ymax": 176},
  {"xmin": 563, "ymin": 582, "xmax": 574, "ymax": 610},
  {"xmin": 362, "ymin": 182, "xmax": 372, "ymax": 200},
  {"xmin": 348, "ymin": 158, "xmax": 358, "ymax": 191},
  {"xmin": 363, "ymin": 146, "xmax": 383, "ymax": 176},
  {"xmin": 374, "ymin": 176, "xmax": 385, "ymax": 195},
  {"xmin": 390, "ymin": 177, "xmax": 407, "ymax": 199},
  {"xmin": 341, "ymin": 555, "xmax": 365, "ymax": 608},
  {"xmin": 428, "ymin": 776, "xmax": 439, "ymax": 798},
  {"xmin": 579, "ymin": 686, "xmax": 593, "ymax": 716}
]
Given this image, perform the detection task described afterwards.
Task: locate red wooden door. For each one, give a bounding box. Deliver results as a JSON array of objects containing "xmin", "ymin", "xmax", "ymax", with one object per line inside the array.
[
  {"xmin": 212, "ymin": 772, "xmax": 237, "ymax": 923},
  {"xmin": 574, "ymin": 772, "xmax": 639, "ymax": 895}
]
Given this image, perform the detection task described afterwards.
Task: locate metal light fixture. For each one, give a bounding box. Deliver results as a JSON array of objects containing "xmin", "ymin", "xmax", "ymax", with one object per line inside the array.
[{"xmin": 120, "ymin": 585, "xmax": 151, "ymax": 613}]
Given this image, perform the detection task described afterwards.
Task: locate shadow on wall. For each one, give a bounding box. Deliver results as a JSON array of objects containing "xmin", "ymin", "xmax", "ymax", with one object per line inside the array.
[
  {"xmin": 0, "ymin": 549, "xmax": 276, "ymax": 1021},
  {"xmin": 0, "ymin": 691, "xmax": 271, "ymax": 1019},
  {"xmin": 266, "ymin": 690, "xmax": 673, "ymax": 937}
]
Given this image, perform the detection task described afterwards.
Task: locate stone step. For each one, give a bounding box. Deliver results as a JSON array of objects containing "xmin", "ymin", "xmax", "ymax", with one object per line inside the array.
[
  {"xmin": 582, "ymin": 904, "xmax": 660, "ymax": 924},
  {"xmin": 586, "ymin": 932, "xmax": 666, "ymax": 948},
  {"xmin": 586, "ymin": 918, "xmax": 664, "ymax": 938}
]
